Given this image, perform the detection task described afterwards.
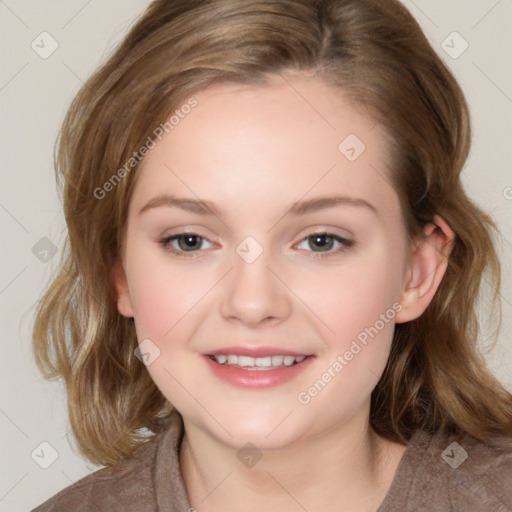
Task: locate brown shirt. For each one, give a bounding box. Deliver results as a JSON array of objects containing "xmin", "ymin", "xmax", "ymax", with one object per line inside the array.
[{"xmin": 32, "ymin": 411, "xmax": 512, "ymax": 512}]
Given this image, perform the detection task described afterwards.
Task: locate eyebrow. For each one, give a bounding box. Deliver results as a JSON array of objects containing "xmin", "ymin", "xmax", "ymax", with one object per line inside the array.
[{"xmin": 138, "ymin": 194, "xmax": 377, "ymax": 217}]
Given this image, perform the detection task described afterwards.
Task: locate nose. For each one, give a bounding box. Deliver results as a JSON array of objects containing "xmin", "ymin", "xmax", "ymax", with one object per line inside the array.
[{"xmin": 219, "ymin": 243, "xmax": 292, "ymax": 328}]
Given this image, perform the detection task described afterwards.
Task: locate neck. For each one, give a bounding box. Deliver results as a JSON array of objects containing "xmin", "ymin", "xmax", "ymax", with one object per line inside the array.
[{"xmin": 179, "ymin": 411, "xmax": 406, "ymax": 512}]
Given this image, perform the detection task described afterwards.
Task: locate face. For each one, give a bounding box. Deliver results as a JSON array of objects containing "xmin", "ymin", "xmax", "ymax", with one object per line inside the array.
[{"xmin": 113, "ymin": 74, "xmax": 415, "ymax": 450}]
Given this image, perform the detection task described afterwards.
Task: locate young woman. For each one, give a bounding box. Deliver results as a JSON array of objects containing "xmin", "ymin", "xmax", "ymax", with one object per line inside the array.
[{"xmin": 32, "ymin": 1, "xmax": 512, "ymax": 510}]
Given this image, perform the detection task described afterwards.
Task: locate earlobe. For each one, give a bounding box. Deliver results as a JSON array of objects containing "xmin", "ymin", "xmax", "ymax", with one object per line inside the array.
[
  {"xmin": 110, "ymin": 259, "xmax": 135, "ymax": 318},
  {"xmin": 395, "ymin": 215, "xmax": 455, "ymax": 324}
]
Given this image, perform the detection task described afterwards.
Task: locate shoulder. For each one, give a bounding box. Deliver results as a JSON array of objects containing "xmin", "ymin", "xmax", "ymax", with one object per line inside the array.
[
  {"xmin": 441, "ymin": 431, "xmax": 512, "ymax": 510},
  {"xmin": 384, "ymin": 429, "xmax": 512, "ymax": 512},
  {"xmin": 31, "ymin": 428, "xmax": 168, "ymax": 512}
]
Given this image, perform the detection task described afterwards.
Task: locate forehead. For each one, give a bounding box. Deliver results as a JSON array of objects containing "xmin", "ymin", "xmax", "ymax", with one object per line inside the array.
[{"xmin": 130, "ymin": 75, "xmax": 400, "ymax": 220}]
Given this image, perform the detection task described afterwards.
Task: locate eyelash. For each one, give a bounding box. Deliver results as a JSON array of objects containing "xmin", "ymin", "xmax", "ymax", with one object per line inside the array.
[{"xmin": 158, "ymin": 231, "xmax": 354, "ymax": 260}]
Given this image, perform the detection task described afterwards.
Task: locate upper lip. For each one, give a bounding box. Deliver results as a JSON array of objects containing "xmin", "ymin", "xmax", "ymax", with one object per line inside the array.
[{"xmin": 205, "ymin": 346, "xmax": 311, "ymax": 358}]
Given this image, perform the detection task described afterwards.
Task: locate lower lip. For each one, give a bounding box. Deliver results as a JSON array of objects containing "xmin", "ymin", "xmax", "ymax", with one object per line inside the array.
[{"xmin": 202, "ymin": 355, "xmax": 314, "ymax": 389}]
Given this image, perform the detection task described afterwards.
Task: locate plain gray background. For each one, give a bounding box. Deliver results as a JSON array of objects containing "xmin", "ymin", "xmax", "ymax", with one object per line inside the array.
[{"xmin": 0, "ymin": 1, "xmax": 511, "ymax": 510}]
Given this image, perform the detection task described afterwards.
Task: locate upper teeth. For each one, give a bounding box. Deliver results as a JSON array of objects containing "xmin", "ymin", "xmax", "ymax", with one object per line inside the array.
[{"xmin": 211, "ymin": 354, "xmax": 306, "ymax": 368}]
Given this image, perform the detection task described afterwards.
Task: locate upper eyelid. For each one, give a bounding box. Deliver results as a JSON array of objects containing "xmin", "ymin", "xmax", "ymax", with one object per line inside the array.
[
  {"xmin": 160, "ymin": 232, "xmax": 352, "ymax": 262},
  {"xmin": 161, "ymin": 230, "xmax": 352, "ymax": 248}
]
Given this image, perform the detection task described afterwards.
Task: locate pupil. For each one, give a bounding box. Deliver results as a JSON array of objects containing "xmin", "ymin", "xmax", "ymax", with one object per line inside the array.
[
  {"xmin": 312, "ymin": 234, "xmax": 333, "ymax": 251},
  {"xmin": 180, "ymin": 235, "xmax": 200, "ymax": 251}
]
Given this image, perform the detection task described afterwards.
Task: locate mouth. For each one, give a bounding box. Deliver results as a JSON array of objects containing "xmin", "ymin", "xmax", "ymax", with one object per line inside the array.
[
  {"xmin": 202, "ymin": 346, "xmax": 315, "ymax": 388},
  {"xmin": 206, "ymin": 353, "xmax": 309, "ymax": 370}
]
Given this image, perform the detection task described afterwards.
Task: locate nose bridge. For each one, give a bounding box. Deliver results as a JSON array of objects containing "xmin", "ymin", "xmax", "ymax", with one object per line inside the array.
[{"xmin": 219, "ymin": 235, "xmax": 290, "ymax": 326}]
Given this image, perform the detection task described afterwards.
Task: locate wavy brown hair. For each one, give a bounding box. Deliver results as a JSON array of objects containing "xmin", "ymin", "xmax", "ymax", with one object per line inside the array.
[{"xmin": 31, "ymin": 0, "xmax": 512, "ymax": 466}]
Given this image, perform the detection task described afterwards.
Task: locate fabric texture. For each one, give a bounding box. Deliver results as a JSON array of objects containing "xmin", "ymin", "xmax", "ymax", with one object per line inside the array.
[{"xmin": 32, "ymin": 410, "xmax": 512, "ymax": 512}]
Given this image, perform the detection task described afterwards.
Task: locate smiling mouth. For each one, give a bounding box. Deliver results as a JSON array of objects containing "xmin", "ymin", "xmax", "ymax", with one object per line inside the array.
[{"xmin": 207, "ymin": 354, "xmax": 309, "ymax": 370}]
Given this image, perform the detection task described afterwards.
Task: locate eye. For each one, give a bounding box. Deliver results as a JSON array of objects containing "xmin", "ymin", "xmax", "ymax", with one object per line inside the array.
[
  {"xmin": 296, "ymin": 232, "xmax": 354, "ymax": 258},
  {"xmin": 159, "ymin": 232, "xmax": 214, "ymax": 258},
  {"xmin": 158, "ymin": 230, "xmax": 354, "ymax": 260}
]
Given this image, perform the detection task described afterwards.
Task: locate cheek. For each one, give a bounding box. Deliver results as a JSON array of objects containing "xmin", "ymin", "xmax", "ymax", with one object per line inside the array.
[
  {"xmin": 294, "ymin": 265, "xmax": 398, "ymax": 414},
  {"xmin": 289, "ymin": 247, "xmax": 402, "ymax": 397},
  {"xmin": 294, "ymin": 251, "xmax": 402, "ymax": 341},
  {"xmin": 125, "ymin": 249, "xmax": 211, "ymax": 338}
]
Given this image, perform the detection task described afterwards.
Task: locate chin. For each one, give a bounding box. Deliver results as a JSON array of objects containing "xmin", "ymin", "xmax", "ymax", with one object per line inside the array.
[{"xmin": 206, "ymin": 411, "xmax": 309, "ymax": 451}]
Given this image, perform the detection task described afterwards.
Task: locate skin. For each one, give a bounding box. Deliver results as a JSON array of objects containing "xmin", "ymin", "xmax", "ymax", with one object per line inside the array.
[{"xmin": 112, "ymin": 73, "xmax": 454, "ymax": 512}]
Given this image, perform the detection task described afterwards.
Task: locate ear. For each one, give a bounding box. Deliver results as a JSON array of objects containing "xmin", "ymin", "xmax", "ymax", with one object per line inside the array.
[
  {"xmin": 110, "ymin": 258, "xmax": 135, "ymax": 318},
  {"xmin": 395, "ymin": 215, "xmax": 455, "ymax": 323}
]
